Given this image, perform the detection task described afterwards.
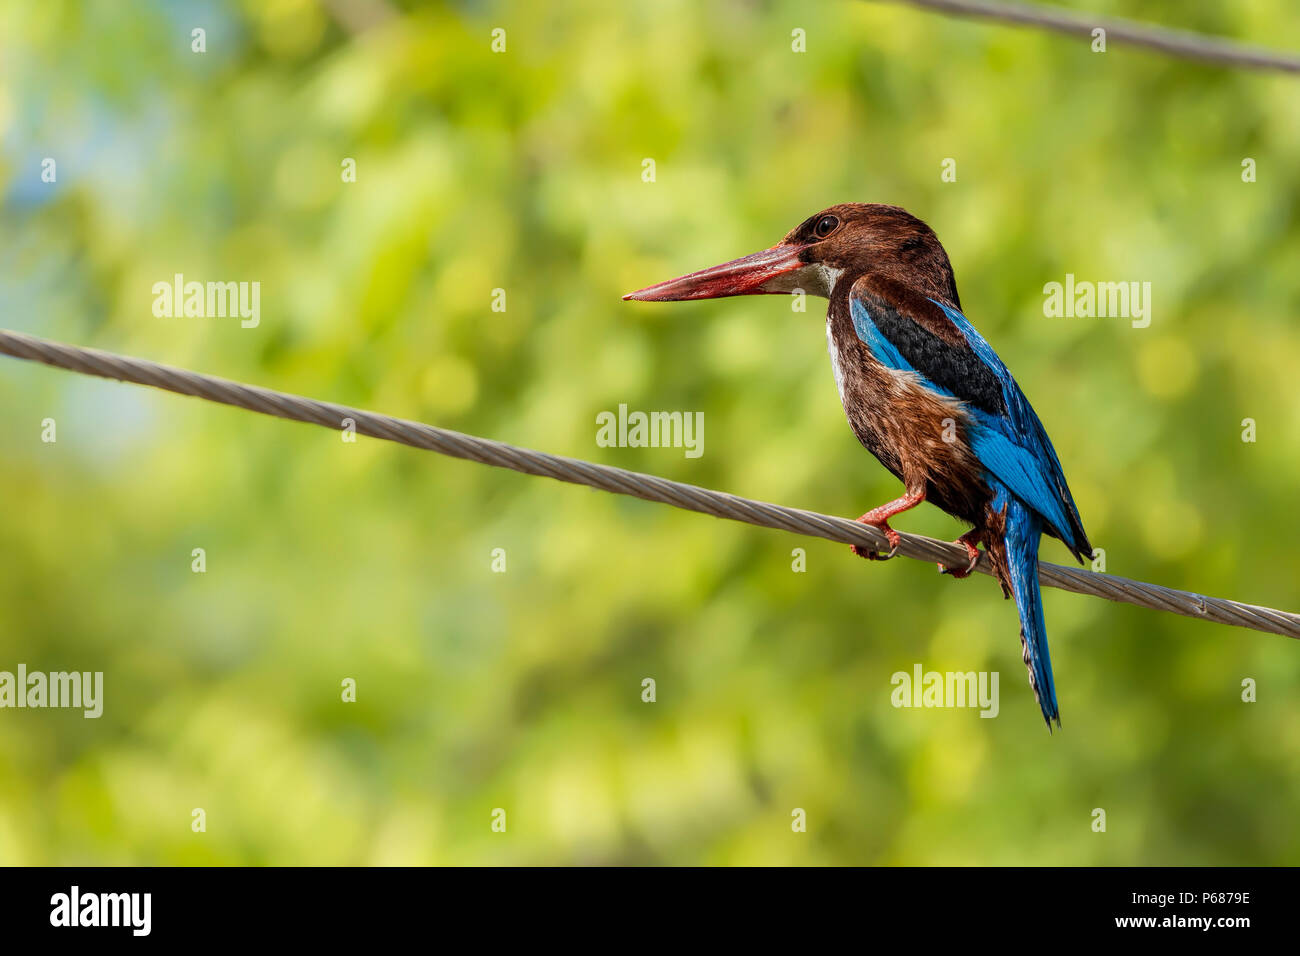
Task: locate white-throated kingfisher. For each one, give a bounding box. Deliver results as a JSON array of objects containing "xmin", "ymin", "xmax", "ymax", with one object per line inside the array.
[{"xmin": 624, "ymin": 203, "xmax": 1091, "ymax": 729}]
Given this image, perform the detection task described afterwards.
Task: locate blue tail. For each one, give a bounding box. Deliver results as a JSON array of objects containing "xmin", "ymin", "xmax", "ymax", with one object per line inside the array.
[{"xmin": 992, "ymin": 485, "xmax": 1060, "ymax": 729}]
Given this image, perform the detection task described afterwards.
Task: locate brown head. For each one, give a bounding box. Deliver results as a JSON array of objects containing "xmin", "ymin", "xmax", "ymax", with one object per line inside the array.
[{"xmin": 623, "ymin": 202, "xmax": 960, "ymax": 310}]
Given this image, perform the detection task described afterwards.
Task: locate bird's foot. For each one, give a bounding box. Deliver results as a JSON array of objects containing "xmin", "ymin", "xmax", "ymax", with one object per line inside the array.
[
  {"xmin": 848, "ymin": 490, "xmax": 924, "ymax": 562},
  {"xmin": 851, "ymin": 515, "xmax": 901, "ymax": 561},
  {"xmin": 938, "ymin": 530, "xmax": 982, "ymax": 578}
]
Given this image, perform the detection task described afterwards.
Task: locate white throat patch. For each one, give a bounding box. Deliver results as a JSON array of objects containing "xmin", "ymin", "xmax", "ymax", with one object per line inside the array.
[{"xmin": 763, "ymin": 262, "xmax": 844, "ymax": 298}]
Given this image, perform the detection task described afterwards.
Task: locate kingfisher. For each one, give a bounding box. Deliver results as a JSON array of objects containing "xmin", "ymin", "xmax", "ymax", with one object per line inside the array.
[{"xmin": 624, "ymin": 203, "xmax": 1090, "ymax": 729}]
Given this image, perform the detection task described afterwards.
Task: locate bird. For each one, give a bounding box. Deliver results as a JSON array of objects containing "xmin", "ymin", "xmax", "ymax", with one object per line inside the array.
[{"xmin": 623, "ymin": 203, "xmax": 1090, "ymax": 729}]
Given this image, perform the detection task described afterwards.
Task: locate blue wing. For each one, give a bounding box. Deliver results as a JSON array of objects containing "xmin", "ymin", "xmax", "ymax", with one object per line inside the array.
[{"xmin": 849, "ymin": 289, "xmax": 1090, "ymax": 559}]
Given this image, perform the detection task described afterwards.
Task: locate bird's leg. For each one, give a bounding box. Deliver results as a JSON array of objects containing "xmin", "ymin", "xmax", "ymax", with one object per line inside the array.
[
  {"xmin": 851, "ymin": 487, "xmax": 925, "ymax": 560},
  {"xmin": 938, "ymin": 529, "xmax": 982, "ymax": 578}
]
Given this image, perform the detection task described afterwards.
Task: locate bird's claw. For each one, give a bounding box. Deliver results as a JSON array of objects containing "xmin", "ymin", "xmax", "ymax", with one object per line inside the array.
[
  {"xmin": 938, "ymin": 533, "xmax": 981, "ymax": 578},
  {"xmin": 852, "ymin": 543, "xmax": 898, "ymax": 561},
  {"xmin": 852, "ymin": 522, "xmax": 900, "ymax": 561}
]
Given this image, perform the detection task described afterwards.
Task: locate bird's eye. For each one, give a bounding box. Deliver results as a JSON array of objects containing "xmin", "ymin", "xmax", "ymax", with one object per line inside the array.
[{"xmin": 814, "ymin": 215, "xmax": 839, "ymax": 238}]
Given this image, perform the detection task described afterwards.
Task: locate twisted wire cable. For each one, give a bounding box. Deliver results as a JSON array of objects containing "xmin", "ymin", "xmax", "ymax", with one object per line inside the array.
[
  {"xmin": 2, "ymin": 328, "xmax": 1296, "ymax": 640},
  {"xmin": 880, "ymin": 0, "xmax": 1300, "ymax": 73}
]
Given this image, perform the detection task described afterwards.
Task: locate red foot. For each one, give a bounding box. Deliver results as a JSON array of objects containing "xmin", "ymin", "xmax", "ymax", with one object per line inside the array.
[
  {"xmin": 939, "ymin": 530, "xmax": 982, "ymax": 578},
  {"xmin": 850, "ymin": 490, "xmax": 924, "ymax": 561}
]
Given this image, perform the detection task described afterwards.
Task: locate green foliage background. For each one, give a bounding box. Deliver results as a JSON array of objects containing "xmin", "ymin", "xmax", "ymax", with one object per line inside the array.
[{"xmin": 1, "ymin": 0, "xmax": 1297, "ymax": 865}]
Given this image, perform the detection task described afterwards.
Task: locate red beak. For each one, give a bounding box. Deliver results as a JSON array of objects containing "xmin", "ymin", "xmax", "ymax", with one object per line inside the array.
[{"xmin": 623, "ymin": 244, "xmax": 808, "ymax": 301}]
